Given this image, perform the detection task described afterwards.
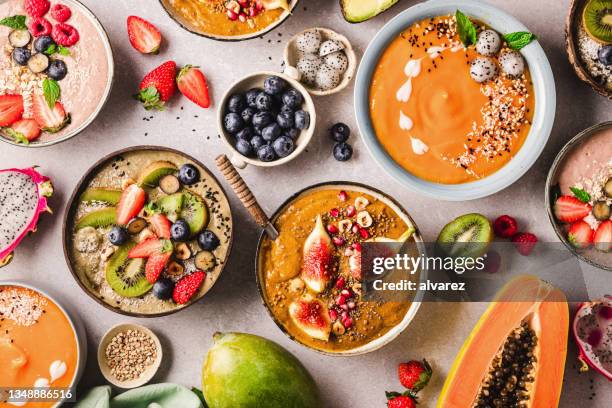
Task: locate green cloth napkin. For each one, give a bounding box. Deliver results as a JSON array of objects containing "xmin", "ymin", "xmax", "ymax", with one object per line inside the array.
[{"xmin": 75, "ymin": 383, "xmax": 203, "ymax": 408}]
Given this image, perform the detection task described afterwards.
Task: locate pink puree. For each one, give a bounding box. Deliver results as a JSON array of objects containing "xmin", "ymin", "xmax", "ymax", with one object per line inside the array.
[{"xmin": 0, "ymin": 0, "xmax": 110, "ymax": 144}]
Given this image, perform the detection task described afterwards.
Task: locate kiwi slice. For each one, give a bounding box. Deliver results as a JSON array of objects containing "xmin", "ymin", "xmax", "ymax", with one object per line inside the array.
[
  {"xmin": 76, "ymin": 207, "xmax": 116, "ymax": 230},
  {"xmin": 155, "ymin": 193, "xmax": 185, "ymax": 222},
  {"xmin": 138, "ymin": 161, "xmax": 178, "ymax": 188},
  {"xmin": 436, "ymin": 213, "xmax": 493, "ymax": 259},
  {"xmin": 79, "ymin": 188, "xmax": 122, "ymax": 205},
  {"xmin": 181, "ymin": 191, "xmax": 209, "ymax": 237},
  {"xmin": 105, "ymin": 243, "xmax": 153, "ymax": 298},
  {"xmin": 583, "ymin": 0, "xmax": 612, "ymax": 43}
]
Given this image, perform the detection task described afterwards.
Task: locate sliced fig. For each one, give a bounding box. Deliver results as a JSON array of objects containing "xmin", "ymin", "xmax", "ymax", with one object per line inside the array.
[
  {"xmin": 573, "ymin": 295, "xmax": 612, "ymax": 380},
  {"xmin": 301, "ymin": 215, "xmax": 335, "ymax": 293},
  {"xmin": 288, "ymin": 294, "xmax": 332, "ymax": 342}
]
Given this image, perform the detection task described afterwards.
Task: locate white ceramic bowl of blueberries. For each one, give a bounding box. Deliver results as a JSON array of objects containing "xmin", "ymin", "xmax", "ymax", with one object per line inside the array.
[{"xmin": 218, "ymin": 72, "xmax": 316, "ymax": 168}]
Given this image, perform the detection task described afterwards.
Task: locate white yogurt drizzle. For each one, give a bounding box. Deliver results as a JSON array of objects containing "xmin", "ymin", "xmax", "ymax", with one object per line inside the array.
[
  {"xmin": 399, "ymin": 110, "xmax": 414, "ymax": 130},
  {"xmin": 49, "ymin": 360, "xmax": 67, "ymax": 383},
  {"xmin": 410, "ymin": 137, "xmax": 430, "ymax": 155}
]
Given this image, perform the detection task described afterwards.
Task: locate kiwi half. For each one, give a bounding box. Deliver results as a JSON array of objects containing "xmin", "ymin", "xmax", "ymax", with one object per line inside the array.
[
  {"xmin": 583, "ymin": 0, "xmax": 612, "ymax": 43},
  {"xmin": 79, "ymin": 188, "xmax": 122, "ymax": 205},
  {"xmin": 181, "ymin": 191, "xmax": 209, "ymax": 237},
  {"xmin": 105, "ymin": 243, "xmax": 152, "ymax": 298},
  {"xmin": 138, "ymin": 160, "xmax": 178, "ymax": 188},
  {"xmin": 76, "ymin": 207, "xmax": 116, "ymax": 230},
  {"xmin": 436, "ymin": 213, "xmax": 493, "ymax": 259},
  {"xmin": 155, "ymin": 193, "xmax": 185, "ymax": 222}
]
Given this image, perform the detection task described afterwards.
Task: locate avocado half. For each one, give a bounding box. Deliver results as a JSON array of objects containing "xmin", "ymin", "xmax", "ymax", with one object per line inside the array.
[{"xmin": 340, "ymin": 0, "xmax": 400, "ymax": 23}]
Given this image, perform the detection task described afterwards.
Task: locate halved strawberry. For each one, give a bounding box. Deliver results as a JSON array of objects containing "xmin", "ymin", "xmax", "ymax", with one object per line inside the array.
[
  {"xmin": 0, "ymin": 95, "xmax": 24, "ymax": 126},
  {"xmin": 594, "ymin": 220, "xmax": 611, "ymax": 253},
  {"xmin": 150, "ymin": 213, "xmax": 171, "ymax": 239},
  {"xmin": 32, "ymin": 94, "xmax": 70, "ymax": 133},
  {"xmin": 9, "ymin": 119, "xmax": 41, "ymax": 143},
  {"xmin": 145, "ymin": 251, "xmax": 172, "ymax": 283},
  {"xmin": 176, "ymin": 65, "xmax": 210, "ymax": 108},
  {"xmin": 136, "ymin": 61, "xmax": 177, "ymax": 111},
  {"xmin": 116, "ymin": 184, "xmax": 146, "ymax": 225},
  {"xmin": 128, "ymin": 238, "xmax": 172, "ymax": 258},
  {"xmin": 567, "ymin": 220, "xmax": 594, "ymax": 249},
  {"xmin": 554, "ymin": 196, "xmax": 592, "ymax": 223},
  {"xmin": 173, "ymin": 271, "xmax": 205, "ymax": 304},
  {"xmin": 127, "ymin": 16, "xmax": 162, "ymax": 54}
]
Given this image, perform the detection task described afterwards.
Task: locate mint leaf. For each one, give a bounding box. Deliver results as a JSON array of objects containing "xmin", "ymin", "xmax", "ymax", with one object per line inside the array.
[
  {"xmin": 44, "ymin": 44, "xmax": 57, "ymax": 55},
  {"xmin": 57, "ymin": 45, "xmax": 70, "ymax": 56},
  {"xmin": 45, "ymin": 44, "xmax": 71, "ymax": 56},
  {"xmin": 4, "ymin": 128, "xmax": 29, "ymax": 145},
  {"xmin": 455, "ymin": 10, "xmax": 477, "ymax": 47},
  {"xmin": 43, "ymin": 78, "xmax": 61, "ymax": 108},
  {"xmin": 503, "ymin": 31, "xmax": 537, "ymax": 50},
  {"xmin": 570, "ymin": 187, "xmax": 591, "ymax": 203},
  {"xmin": 0, "ymin": 15, "xmax": 26, "ymax": 30}
]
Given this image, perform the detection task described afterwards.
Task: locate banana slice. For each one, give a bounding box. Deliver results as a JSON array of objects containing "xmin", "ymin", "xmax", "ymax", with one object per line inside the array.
[
  {"xmin": 27, "ymin": 53, "xmax": 49, "ymax": 73},
  {"xmin": 9, "ymin": 30, "xmax": 31, "ymax": 48}
]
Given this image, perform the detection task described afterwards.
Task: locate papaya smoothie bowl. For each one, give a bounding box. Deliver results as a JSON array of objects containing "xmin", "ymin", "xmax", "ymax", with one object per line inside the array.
[
  {"xmin": 0, "ymin": 282, "xmax": 86, "ymax": 407},
  {"xmin": 62, "ymin": 146, "xmax": 233, "ymax": 317},
  {"xmin": 256, "ymin": 182, "xmax": 426, "ymax": 355},
  {"xmin": 354, "ymin": 0, "xmax": 556, "ymax": 200},
  {"xmin": 0, "ymin": 0, "xmax": 114, "ymax": 147}
]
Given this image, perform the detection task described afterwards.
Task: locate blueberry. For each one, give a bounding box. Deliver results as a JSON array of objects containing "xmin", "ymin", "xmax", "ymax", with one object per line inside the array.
[
  {"xmin": 262, "ymin": 123, "xmax": 281, "ymax": 141},
  {"xmin": 241, "ymin": 107, "xmax": 257, "ymax": 124},
  {"xmin": 235, "ymin": 138, "xmax": 254, "ymax": 157},
  {"xmin": 12, "ymin": 48, "xmax": 30, "ymax": 66},
  {"xmin": 333, "ymin": 142, "xmax": 353, "ymax": 161},
  {"xmin": 252, "ymin": 125, "xmax": 263, "ymax": 136},
  {"xmin": 281, "ymin": 88, "xmax": 303, "ymax": 109},
  {"xmin": 34, "ymin": 35, "xmax": 54, "ymax": 53},
  {"xmin": 264, "ymin": 76, "xmax": 287, "ymax": 95},
  {"xmin": 285, "ymin": 128, "xmax": 299, "ymax": 140},
  {"xmin": 171, "ymin": 219, "xmax": 191, "ymax": 241},
  {"xmin": 330, "ymin": 122, "xmax": 350, "ymax": 142},
  {"xmin": 277, "ymin": 111, "xmax": 294, "ymax": 129},
  {"xmin": 198, "ymin": 230, "xmax": 220, "ymax": 251},
  {"xmin": 598, "ymin": 45, "xmax": 612, "ymax": 66},
  {"xmin": 246, "ymin": 88, "xmax": 261, "ymax": 108},
  {"xmin": 295, "ymin": 110, "xmax": 310, "ymax": 130},
  {"xmin": 153, "ymin": 278, "xmax": 175, "ymax": 300},
  {"xmin": 272, "ymin": 135, "xmax": 295, "ymax": 158},
  {"xmin": 255, "ymin": 92, "xmax": 274, "ymax": 111},
  {"xmin": 257, "ymin": 144, "xmax": 277, "ymax": 162},
  {"xmin": 250, "ymin": 135, "xmax": 266, "ymax": 150},
  {"xmin": 178, "ymin": 163, "xmax": 200, "ymax": 185},
  {"xmin": 223, "ymin": 112, "xmax": 244, "ymax": 134},
  {"xmin": 235, "ymin": 127, "xmax": 253, "ymax": 141},
  {"xmin": 227, "ymin": 93, "xmax": 246, "ymax": 113},
  {"xmin": 108, "ymin": 226, "xmax": 128, "ymax": 246},
  {"xmin": 280, "ymin": 104, "xmax": 294, "ymax": 115},
  {"xmin": 47, "ymin": 59, "xmax": 67, "ymax": 81},
  {"xmin": 252, "ymin": 111, "xmax": 273, "ymax": 128}
]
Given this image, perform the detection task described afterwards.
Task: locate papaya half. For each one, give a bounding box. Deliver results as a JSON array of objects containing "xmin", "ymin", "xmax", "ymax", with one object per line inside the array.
[{"xmin": 437, "ymin": 275, "xmax": 569, "ymax": 408}]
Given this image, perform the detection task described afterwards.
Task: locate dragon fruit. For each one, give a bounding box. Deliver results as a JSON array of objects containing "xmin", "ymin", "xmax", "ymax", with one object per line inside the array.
[
  {"xmin": 573, "ymin": 295, "xmax": 612, "ymax": 381},
  {"xmin": 0, "ymin": 167, "xmax": 53, "ymax": 267}
]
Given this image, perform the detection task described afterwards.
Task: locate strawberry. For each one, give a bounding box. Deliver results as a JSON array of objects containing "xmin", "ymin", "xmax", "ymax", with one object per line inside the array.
[
  {"xmin": 176, "ymin": 65, "xmax": 210, "ymax": 108},
  {"xmin": 594, "ymin": 220, "xmax": 611, "ymax": 253},
  {"xmin": 25, "ymin": 0, "xmax": 50, "ymax": 17},
  {"xmin": 145, "ymin": 251, "xmax": 172, "ymax": 283},
  {"xmin": 0, "ymin": 95, "xmax": 24, "ymax": 126},
  {"xmin": 511, "ymin": 232, "xmax": 538, "ymax": 256},
  {"xmin": 173, "ymin": 271, "xmax": 205, "ymax": 304},
  {"xmin": 50, "ymin": 3, "xmax": 71, "ymax": 22},
  {"xmin": 150, "ymin": 213, "xmax": 171, "ymax": 239},
  {"xmin": 386, "ymin": 392, "xmax": 417, "ymax": 408},
  {"xmin": 567, "ymin": 221, "xmax": 593, "ymax": 249},
  {"xmin": 8, "ymin": 119, "xmax": 41, "ymax": 143},
  {"xmin": 493, "ymin": 215, "xmax": 518, "ymax": 238},
  {"xmin": 136, "ymin": 61, "xmax": 177, "ymax": 111},
  {"xmin": 554, "ymin": 196, "xmax": 592, "ymax": 223},
  {"xmin": 116, "ymin": 184, "xmax": 146, "ymax": 225},
  {"xmin": 127, "ymin": 16, "xmax": 162, "ymax": 54},
  {"xmin": 128, "ymin": 238, "xmax": 173, "ymax": 259},
  {"xmin": 32, "ymin": 94, "xmax": 70, "ymax": 132},
  {"xmin": 398, "ymin": 359, "xmax": 432, "ymax": 391}
]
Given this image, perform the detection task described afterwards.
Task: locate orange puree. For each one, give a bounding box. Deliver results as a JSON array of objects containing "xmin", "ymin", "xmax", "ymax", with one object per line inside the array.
[
  {"xmin": 0, "ymin": 286, "xmax": 78, "ymax": 408},
  {"xmin": 370, "ymin": 16, "xmax": 535, "ymax": 184}
]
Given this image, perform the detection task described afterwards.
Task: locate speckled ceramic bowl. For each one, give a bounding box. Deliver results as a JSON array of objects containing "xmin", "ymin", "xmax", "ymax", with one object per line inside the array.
[{"xmin": 354, "ymin": 0, "xmax": 556, "ymax": 201}]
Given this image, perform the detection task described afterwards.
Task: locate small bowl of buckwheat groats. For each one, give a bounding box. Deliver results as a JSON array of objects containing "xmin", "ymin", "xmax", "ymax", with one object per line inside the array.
[{"xmin": 97, "ymin": 323, "xmax": 163, "ymax": 388}]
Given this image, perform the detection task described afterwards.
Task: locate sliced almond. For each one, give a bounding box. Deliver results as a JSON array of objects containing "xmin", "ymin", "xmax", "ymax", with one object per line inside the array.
[
  {"xmin": 338, "ymin": 219, "xmax": 353, "ymax": 233},
  {"xmin": 354, "ymin": 197, "xmax": 369, "ymax": 211},
  {"xmin": 356, "ymin": 211, "xmax": 373, "ymax": 228}
]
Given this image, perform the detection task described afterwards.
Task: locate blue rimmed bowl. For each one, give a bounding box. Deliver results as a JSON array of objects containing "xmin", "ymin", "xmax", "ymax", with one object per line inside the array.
[{"xmin": 354, "ymin": 0, "xmax": 556, "ymax": 201}]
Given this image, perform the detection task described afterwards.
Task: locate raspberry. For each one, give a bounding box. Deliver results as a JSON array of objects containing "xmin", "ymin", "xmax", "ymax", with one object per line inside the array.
[
  {"xmin": 493, "ymin": 215, "xmax": 518, "ymax": 238},
  {"xmin": 24, "ymin": 0, "xmax": 50, "ymax": 17},
  {"xmin": 52, "ymin": 23, "xmax": 79, "ymax": 46},
  {"xmin": 28, "ymin": 17, "xmax": 52, "ymax": 37},
  {"xmin": 511, "ymin": 232, "xmax": 538, "ymax": 256},
  {"xmin": 50, "ymin": 4, "xmax": 72, "ymax": 22}
]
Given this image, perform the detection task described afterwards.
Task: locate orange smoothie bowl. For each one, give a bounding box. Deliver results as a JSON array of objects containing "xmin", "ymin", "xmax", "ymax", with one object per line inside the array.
[
  {"xmin": 354, "ymin": 0, "xmax": 556, "ymax": 201},
  {"xmin": 0, "ymin": 282, "xmax": 86, "ymax": 408}
]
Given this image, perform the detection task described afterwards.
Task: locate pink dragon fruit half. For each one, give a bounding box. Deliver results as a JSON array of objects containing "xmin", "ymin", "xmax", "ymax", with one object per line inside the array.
[
  {"xmin": 0, "ymin": 167, "xmax": 53, "ymax": 267},
  {"xmin": 573, "ymin": 295, "xmax": 612, "ymax": 381}
]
